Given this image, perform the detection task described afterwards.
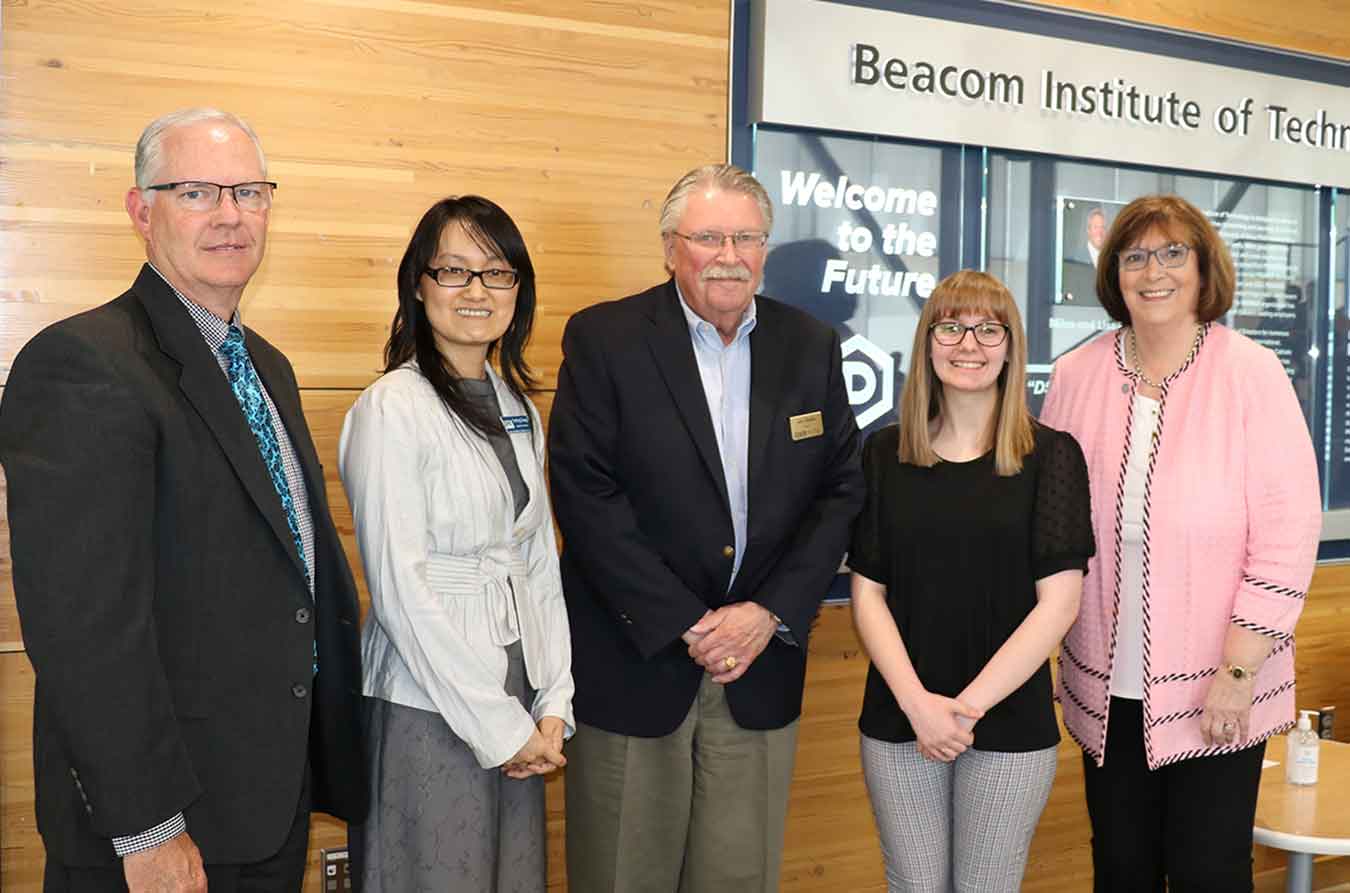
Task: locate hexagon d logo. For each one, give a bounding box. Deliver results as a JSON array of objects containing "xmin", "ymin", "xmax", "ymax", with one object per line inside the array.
[{"xmin": 840, "ymin": 333, "xmax": 894, "ymax": 428}]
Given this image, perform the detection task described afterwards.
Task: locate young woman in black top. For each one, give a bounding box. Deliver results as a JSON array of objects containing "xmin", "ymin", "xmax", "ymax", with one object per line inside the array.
[{"xmin": 849, "ymin": 270, "xmax": 1094, "ymax": 891}]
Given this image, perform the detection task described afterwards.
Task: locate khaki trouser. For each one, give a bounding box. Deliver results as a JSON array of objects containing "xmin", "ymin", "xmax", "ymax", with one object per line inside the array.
[{"xmin": 565, "ymin": 674, "xmax": 799, "ymax": 893}]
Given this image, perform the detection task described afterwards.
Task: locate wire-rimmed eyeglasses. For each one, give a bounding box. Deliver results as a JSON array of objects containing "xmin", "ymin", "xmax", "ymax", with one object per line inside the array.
[
  {"xmin": 669, "ymin": 231, "xmax": 770, "ymax": 252},
  {"xmin": 1119, "ymin": 243, "xmax": 1190, "ymax": 272},
  {"xmin": 144, "ymin": 181, "xmax": 277, "ymax": 212}
]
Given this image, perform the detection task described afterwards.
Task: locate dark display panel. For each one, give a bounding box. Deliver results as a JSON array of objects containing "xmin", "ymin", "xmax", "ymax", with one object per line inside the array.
[{"xmin": 755, "ymin": 128, "xmax": 960, "ymax": 438}]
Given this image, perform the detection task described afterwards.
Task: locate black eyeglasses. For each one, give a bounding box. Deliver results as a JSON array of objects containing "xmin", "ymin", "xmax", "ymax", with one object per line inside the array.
[
  {"xmin": 424, "ymin": 266, "xmax": 519, "ymax": 289},
  {"xmin": 1119, "ymin": 243, "xmax": 1190, "ymax": 272},
  {"xmin": 144, "ymin": 181, "xmax": 277, "ymax": 212},
  {"xmin": 929, "ymin": 321, "xmax": 1010, "ymax": 347}
]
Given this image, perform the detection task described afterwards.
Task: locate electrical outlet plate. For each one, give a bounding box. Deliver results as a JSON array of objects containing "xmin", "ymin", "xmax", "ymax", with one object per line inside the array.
[
  {"xmin": 320, "ymin": 847, "xmax": 352, "ymax": 892},
  {"xmin": 1318, "ymin": 706, "xmax": 1336, "ymax": 740}
]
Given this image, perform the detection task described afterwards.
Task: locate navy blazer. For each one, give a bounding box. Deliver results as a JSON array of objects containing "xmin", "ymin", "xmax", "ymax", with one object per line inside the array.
[
  {"xmin": 0, "ymin": 265, "xmax": 367, "ymax": 866},
  {"xmin": 548, "ymin": 279, "xmax": 864, "ymax": 737}
]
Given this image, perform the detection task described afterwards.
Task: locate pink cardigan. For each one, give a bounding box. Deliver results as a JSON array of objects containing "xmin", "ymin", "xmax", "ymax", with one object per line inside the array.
[{"xmin": 1040, "ymin": 324, "xmax": 1320, "ymax": 769}]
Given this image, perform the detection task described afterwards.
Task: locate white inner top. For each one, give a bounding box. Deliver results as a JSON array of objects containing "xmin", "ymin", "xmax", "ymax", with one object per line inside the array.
[{"xmin": 1111, "ymin": 392, "xmax": 1160, "ymax": 700}]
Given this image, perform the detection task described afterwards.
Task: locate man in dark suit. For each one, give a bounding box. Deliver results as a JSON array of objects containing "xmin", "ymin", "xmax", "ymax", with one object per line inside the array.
[
  {"xmin": 548, "ymin": 164, "xmax": 864, "ymax": 892},
  {"xmin": 0, "ymin": 108, "xmax": 366, "ymax": 892},
  {"xmin": 1061, "ymin": 206, "xmax": 1107, "ymax": 304}
]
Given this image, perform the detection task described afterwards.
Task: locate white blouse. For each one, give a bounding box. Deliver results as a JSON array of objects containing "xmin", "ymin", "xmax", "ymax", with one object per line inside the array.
[
  {"xmin": 339, "ymin": 363, "xmax": 574, "ymax": 768},
  {"xmin": 1110, "ymin": 392, "xmax": 1159, "ymax": 700}
]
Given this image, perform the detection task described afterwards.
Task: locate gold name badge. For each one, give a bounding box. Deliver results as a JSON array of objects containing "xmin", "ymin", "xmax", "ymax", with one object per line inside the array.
[{"xmin": 789, "ymin": 411, "xmax": 825, "ymax": 441}]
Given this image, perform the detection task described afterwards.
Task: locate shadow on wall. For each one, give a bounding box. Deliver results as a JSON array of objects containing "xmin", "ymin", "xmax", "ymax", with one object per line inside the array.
[{"xmin": 763, "ymin": 238, "xmax": 905, "ymax": 441}]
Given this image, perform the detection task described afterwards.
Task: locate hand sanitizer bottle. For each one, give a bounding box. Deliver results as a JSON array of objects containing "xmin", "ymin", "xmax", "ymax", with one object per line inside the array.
[{"xmin": 1285, "ymin": 710, "xmax": 1320, "ymax": 786}]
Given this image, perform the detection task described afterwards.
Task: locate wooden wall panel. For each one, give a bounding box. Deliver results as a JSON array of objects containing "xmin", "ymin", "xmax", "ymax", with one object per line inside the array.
[
  {"xmin": 1, "ymin": 653, "xmax": 40, "ymax": 886},
  {"xmin": 1, "ymin": 0, "xmax": 724, "ymax": 388},
  {"xmin": 1028, "ymin": 0, "xmax": 1350, "ymax": 59}
]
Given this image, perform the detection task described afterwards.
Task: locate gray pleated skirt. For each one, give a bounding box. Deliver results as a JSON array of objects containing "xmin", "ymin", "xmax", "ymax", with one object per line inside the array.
[{"xmin": 351, "ymin": 642, "xmax": 545, "ymax": 893}]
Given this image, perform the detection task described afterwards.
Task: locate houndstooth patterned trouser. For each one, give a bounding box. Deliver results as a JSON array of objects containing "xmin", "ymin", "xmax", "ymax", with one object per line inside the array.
[{"xmin": 860, "ymin": 735, "xmax": 1058, "ymax": 892}]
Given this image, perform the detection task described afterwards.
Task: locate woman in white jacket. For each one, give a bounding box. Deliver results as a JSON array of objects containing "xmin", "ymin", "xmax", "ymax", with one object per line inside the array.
[{"xmin": 340, "ymin": 195, "xmax": 573, "ymax": 892}]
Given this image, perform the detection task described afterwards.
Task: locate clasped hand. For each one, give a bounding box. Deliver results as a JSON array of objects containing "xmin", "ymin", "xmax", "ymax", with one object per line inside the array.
[
  {"xmin": 907, "ymin": 690, "xmax": 984, "ymax": 762},
  {"xmin": 502, "ymin": 716, "xmax": 567, "ymax": 779},
  {"xmin": 683, "ymin": 604, "xmax": 778, "ymax": 684}
]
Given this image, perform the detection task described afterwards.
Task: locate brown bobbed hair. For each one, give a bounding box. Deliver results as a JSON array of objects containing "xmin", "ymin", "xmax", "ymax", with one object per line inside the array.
[
  {"xmin": 1095, "ymin": 194, "xmax": 1235, "ymax": 325},
  {"xmin": 898, "ymin": 270, "xmax": 1035, "ymax": 476}
]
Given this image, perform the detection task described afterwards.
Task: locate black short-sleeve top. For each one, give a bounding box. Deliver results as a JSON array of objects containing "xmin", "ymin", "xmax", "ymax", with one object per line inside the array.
[{"xmin": 848, "ymin": 422, "xmax": 1094, "ymax": 753}]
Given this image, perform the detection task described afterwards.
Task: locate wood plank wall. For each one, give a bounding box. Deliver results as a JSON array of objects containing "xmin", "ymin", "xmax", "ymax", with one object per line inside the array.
[
  {"xmin": 2, "ymin": 1, "xmax": 1348, "ymax": 891},
  {"xmin": 1031, "ymin": 0, "xmax": 1350, "ymax": 59}
]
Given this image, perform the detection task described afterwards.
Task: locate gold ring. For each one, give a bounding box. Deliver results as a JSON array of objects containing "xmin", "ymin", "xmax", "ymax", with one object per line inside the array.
[{"xmin": 723, "ymin": 656, "xmax": 738, "ymax": 671}]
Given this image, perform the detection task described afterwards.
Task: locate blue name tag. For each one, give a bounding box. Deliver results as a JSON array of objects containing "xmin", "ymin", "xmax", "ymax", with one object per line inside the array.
[{"xmin": 502, "ymin": 414, "xmax": 532, "ymax": 434}]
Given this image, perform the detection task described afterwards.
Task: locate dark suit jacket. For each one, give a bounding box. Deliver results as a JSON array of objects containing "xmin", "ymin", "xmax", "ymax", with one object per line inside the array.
[
  {"xmin": 547, "ymin": 280, "xmax": 864, "ymax": 737},
  {"xmin": 1060, "ymin": 258, "xmax": 1101, "ymax": 305},
  {"xmin": 0, "ymin": 265, "xmax": 366, "ymax": 867}
]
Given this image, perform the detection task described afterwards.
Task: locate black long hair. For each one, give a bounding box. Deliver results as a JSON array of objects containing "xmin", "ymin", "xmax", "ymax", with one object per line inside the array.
[{"xmin": 384, "ymin": 196, "xmax": 538, "ymax": 438}]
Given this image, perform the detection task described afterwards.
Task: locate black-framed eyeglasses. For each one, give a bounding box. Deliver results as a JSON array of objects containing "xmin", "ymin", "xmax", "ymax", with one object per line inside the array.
[
  {"xmin": 929, "ymin": 321, "xmax": 1010, "ymax": 347},
  {"xmin": 670, "ymin": 231, "xmax": 770, "ymax": 252},
  {"xmin": 144, "ymin": 181, "xmax": 277, "ymax": 212},
  {"xmin": 1119, "ymin": 242, "xmax": 1190, "ymax": 272},
  {"xmin": 424, "ymin": 266, "xmax": 519, "ymax": 289}
]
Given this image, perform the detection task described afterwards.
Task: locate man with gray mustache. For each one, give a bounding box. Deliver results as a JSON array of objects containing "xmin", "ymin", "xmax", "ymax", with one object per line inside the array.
[{"xmin": 549, "ymin": 164, "xmax": 864, "ymax": 892}]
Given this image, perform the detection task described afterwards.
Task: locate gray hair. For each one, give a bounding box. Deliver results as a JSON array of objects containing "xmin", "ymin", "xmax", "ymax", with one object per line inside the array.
[
  {"xmin": 658, "ymin": 164, "xmax": 773, "ymax": 236},
  {"xmin": 134, "ymin": 107, "xmax": 267, "ymax": 190}
]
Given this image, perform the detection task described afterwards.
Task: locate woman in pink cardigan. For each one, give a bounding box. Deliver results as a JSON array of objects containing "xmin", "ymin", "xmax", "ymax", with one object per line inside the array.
[{"xmin": 1040, "ymin": 194, "xmax": 1321, "ymax": 891}]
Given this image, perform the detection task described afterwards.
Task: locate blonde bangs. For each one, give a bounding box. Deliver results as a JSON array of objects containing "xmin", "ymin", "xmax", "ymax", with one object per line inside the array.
[{"xmin": 921, "ymin": 280, "xmax": 1005, "ymax": 328}]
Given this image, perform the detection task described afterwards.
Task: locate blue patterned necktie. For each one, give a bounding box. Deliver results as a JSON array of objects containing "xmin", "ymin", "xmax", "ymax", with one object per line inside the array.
[{"xmin": 219, "ymin": 324, "xmax": 310, "ymax": 585}]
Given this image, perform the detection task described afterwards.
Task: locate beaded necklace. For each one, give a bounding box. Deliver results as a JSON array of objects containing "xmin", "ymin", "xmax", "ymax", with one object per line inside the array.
[{"xmin": 1128, "ymin": 323, "xmax": 1203, "ymax": 389}]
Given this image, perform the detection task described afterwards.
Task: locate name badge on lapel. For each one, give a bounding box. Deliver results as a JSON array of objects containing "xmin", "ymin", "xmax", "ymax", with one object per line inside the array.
[
  {"xmin": 789, "ymin": 411, "xmax": 825, "ymax": 441},
  {"xmin": 501, "ymin": 415, "xmax": 532, "ymax": 434}
]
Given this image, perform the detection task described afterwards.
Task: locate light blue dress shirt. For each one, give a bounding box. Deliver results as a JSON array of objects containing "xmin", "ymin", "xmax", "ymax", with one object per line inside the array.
[{"xmin": 676, "ymin": 285, "xmax": 756, "ymax": 589}]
